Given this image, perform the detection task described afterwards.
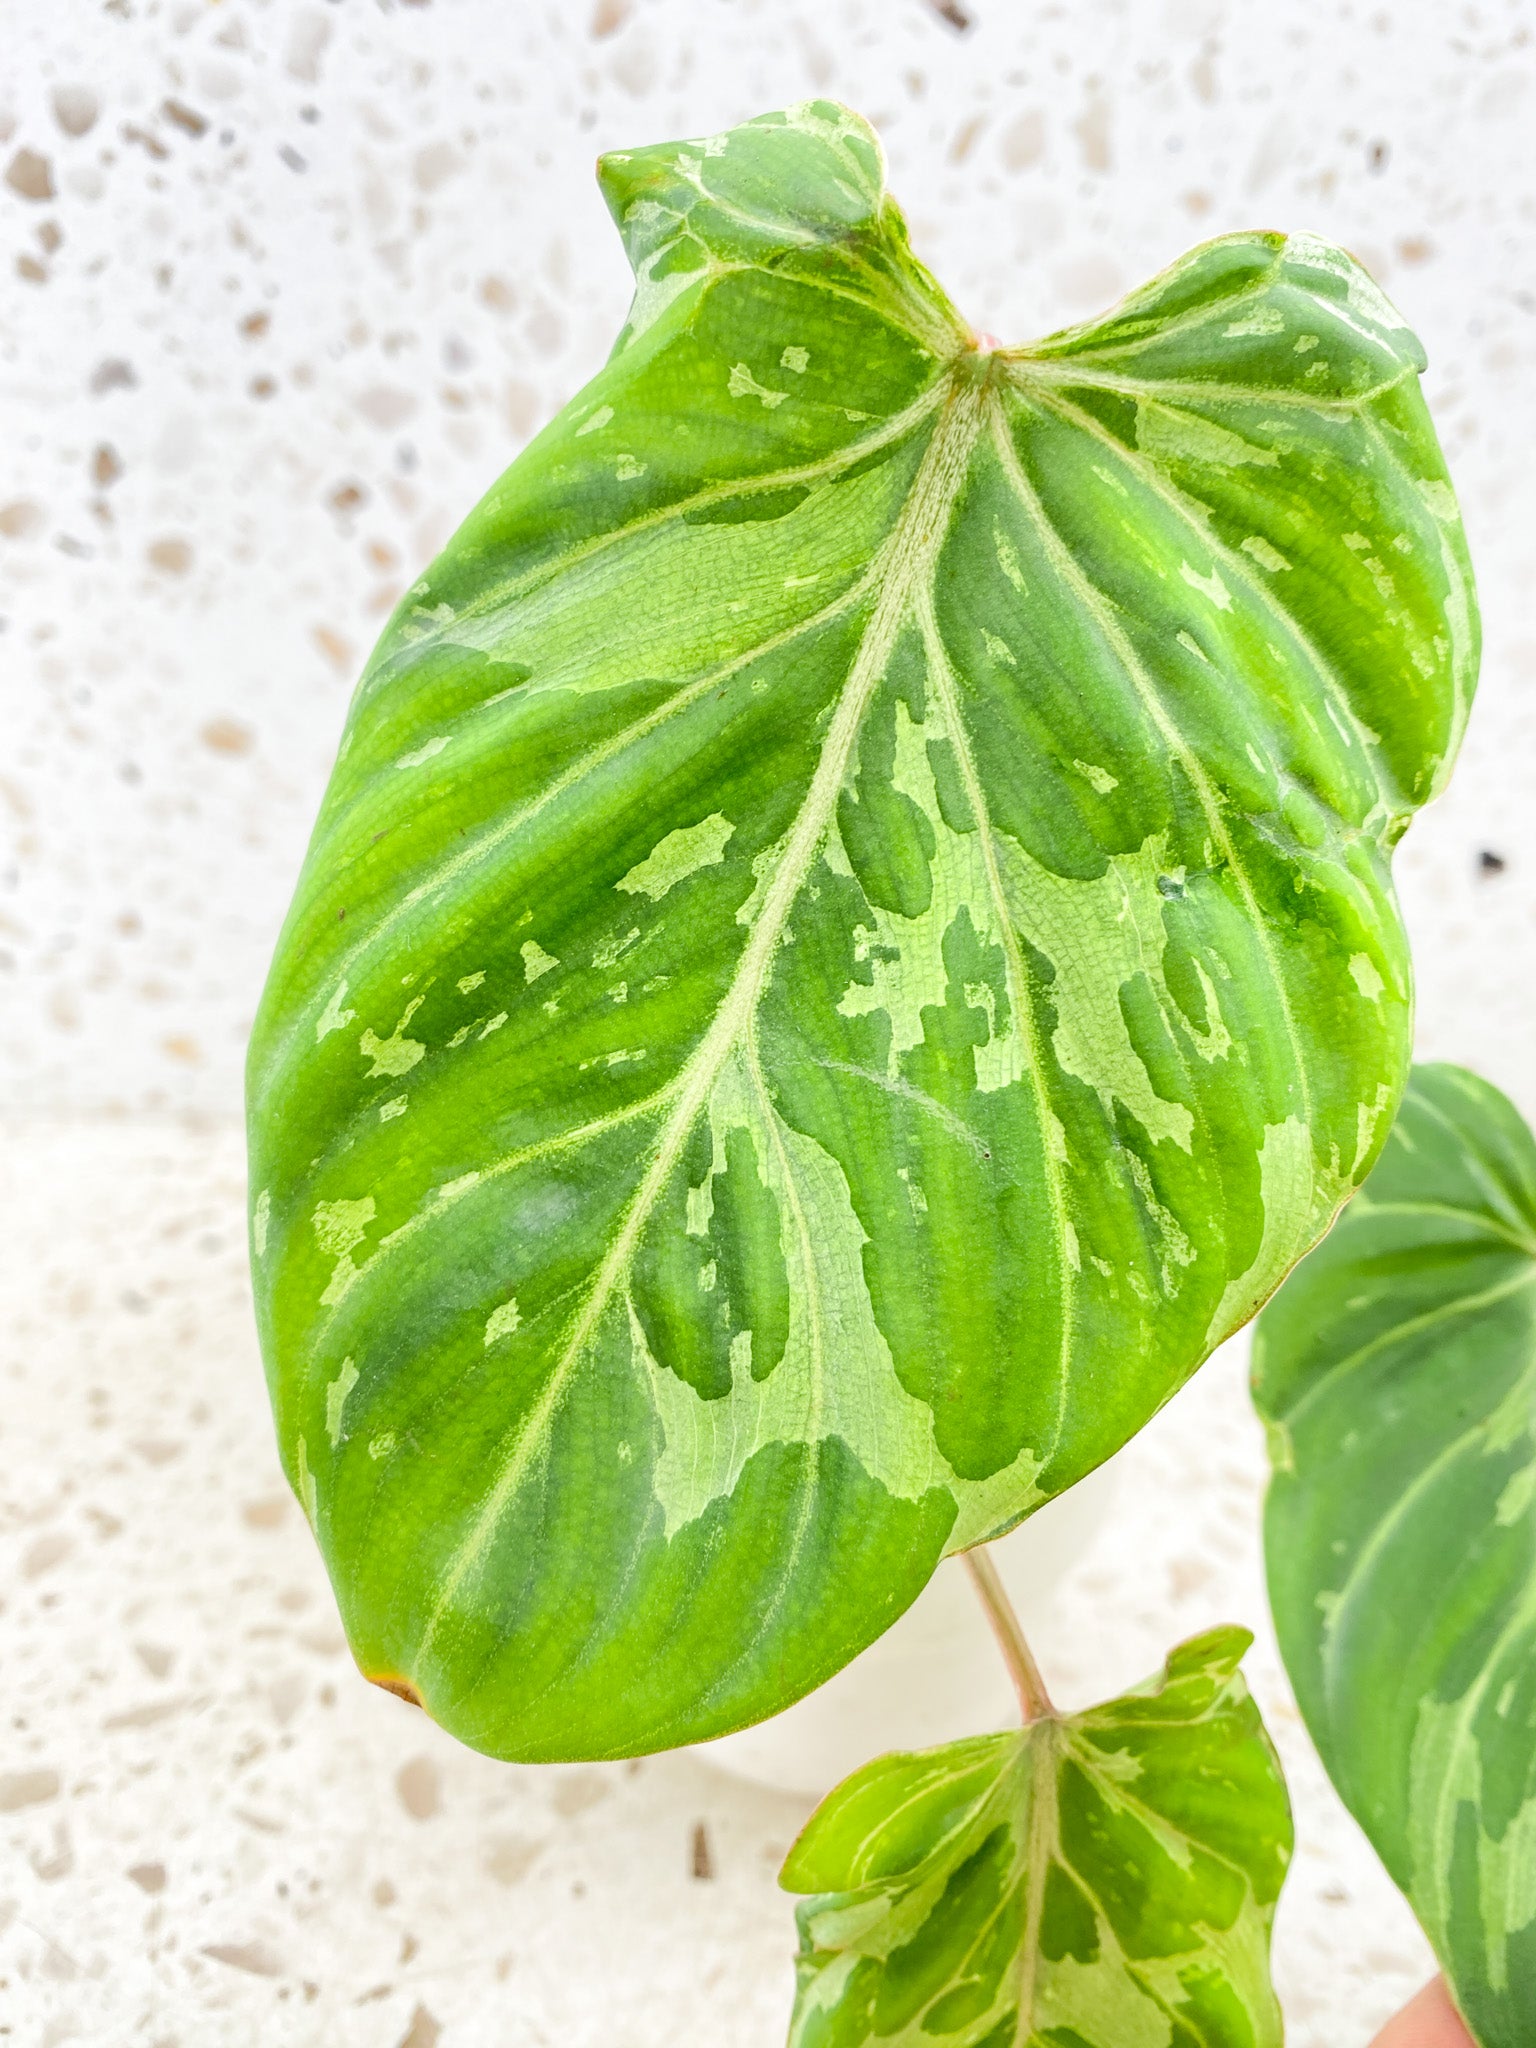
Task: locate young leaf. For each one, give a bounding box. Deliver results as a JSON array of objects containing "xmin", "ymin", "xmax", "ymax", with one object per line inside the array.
[
  {"xmin": 1254, "ymin": 1064, "xmax": 1536, "ymax": 2047},
  {"xmin": 782, "ymin": 1626, "xmax": 1291, "ymax": 2047},
  {"xmin": 247, "ymin": 100, "xmax": 1477, "ymax": 1761}
]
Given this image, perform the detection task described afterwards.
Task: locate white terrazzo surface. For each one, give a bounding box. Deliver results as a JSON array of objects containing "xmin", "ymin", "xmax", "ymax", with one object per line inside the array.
[
  {"xmin": 5, "ymin": 1, "xmax": 1535, "ymax": 2043},
  {"xmin": 2, "ymin": 1117, "xmax": 1436, "ymax": 2047}
]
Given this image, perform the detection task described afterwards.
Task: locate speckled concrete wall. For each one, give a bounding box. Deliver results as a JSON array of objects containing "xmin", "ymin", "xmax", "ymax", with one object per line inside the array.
[
  {"xmin": 3, "ymin": 4, "xmax": 1534, "ymax": 2045},
  {"xmin": 4, "ymin": 0, "xmax": 1534, "ymax": 1120}
]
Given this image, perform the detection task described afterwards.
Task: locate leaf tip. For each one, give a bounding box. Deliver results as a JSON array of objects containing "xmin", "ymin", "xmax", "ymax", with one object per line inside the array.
[
  {"xmin": 595, "ymin": 102, "xmax": 889, "ymax": 286},
  {"xmin": 366, "ymin": 1670, "xmax": 425, "ymax": 1711}
]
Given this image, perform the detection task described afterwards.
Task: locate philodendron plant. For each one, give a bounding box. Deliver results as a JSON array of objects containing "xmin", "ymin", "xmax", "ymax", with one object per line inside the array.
[
  {"xmin": 1256, "ymin": 1065, "xmax": 1536, "ymax": 2047},
  {"xmin": 247, "ymin": 103, "xmax": 1479, "ymax": 2038}
]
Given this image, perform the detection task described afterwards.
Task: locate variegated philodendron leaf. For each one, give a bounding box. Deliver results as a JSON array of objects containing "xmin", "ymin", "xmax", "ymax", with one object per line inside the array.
[
  {"xmin": 247, "ymin": 100, "xmax": 1477, "ymax": 1761},
  {"xmin": 1254, "ymin": 1066, "xmax": 1536, "ymax": 2047},
  {"xmin": 782, "ymin": 1627, "xmax": 1291, "ymax": 2047}
]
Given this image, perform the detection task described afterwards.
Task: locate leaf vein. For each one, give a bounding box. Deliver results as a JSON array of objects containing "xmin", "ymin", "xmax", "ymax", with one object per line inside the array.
[{"xmin": 412, "ymin": 374, "xmax": 986, "ymax": 1669}]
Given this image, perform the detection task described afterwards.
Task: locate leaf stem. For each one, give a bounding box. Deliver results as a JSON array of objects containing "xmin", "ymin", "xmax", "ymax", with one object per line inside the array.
[{"xmin": 962, "ymin": 1546, "xmax": 1056, "ymax": 1722}]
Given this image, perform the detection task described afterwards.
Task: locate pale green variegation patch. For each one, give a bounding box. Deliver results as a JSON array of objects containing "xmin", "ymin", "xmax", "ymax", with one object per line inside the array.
[
  {"xmin": 783, "ymin": 1628, "xmax": 1290, "ymax": 2048},
  {"xmin": 635, "ymin": 1045, "xmax": 961, "ymax": 1540},
  {"xmin": 1255, "ymin": 1064, "xmax": 1536, "ymax": 2046},
  {"xmin": 636, "ymin": 1040, "xmax": 1047, "ymax": 1548},
  {"xmin": 1208, "ymin": 1117, "xmax": 1316, "ymax": 1342},
  {"xmin": 324, "ymin": 1356, "xmax": 359, "ymax": 1445},
  {"xmin": 618, "ymin": 811, "xmax": 736, "ymax": 899},
  {"xmin": 248, "ymin": 101, "xmax": 1475, "ymax": 1761}
]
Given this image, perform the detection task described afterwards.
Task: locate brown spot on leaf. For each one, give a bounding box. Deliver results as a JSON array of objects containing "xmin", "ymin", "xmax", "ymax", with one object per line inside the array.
[{"xmin": 369, "ymin": 1671, "xmax": 423, "ymax": 1708}]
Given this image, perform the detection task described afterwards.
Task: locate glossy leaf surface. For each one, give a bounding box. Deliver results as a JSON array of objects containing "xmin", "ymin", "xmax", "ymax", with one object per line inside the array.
[
  {"xmin": 1255, "ymin": 1065, "xmax": 1536, "ymax": 2046},
  {"xmin": 782, "ymin": 1627, "xmax": 1290, "ymax": 2047},
  {"xmin": 247, "ymin": 101, "xmax": 1477, "ymax": 1760}
]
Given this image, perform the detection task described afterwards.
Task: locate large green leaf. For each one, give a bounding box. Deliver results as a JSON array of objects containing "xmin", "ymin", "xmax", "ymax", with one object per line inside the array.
[
  {"xmin": 782, "ymin": 1626, "xmax": 1291, "ymax": 2047},
  {"xmin": 1254, "ymin": 1065, "xmax": 1536, "ymax": 2046},
  {"xmin": 247, "ymin": 100, "xmax": 1477, "ymax": 1761}
]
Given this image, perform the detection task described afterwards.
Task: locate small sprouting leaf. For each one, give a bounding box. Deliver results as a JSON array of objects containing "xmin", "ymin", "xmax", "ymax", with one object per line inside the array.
[
  {"xmin": 248, "ymin": 100, "xmax": 1476, "ymax": 1761},
  {"xmin": 1254, "ymin": 1064, "xmax": 1536, "ymax": 2047},
  {"xmin": 782, "ymin": 1626, "xmax": 1291, "ymax": 2047}
]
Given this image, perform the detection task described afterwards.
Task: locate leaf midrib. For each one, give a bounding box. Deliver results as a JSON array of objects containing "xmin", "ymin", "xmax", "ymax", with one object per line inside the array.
[
  {"xmin": 261, "ymin": 387, "xmax": 958, "ymax": 1094},
  {"xmin": 1012, "ymin": 1725, "xmax": 1058, "ymax": 2042},
  {"xmin": 411, "ymin": 369, "xmax": 988, "ymax": 1674},
  {"xmin": 261, "ymin": 546, "xmax": 899, "ymax": 1095}
]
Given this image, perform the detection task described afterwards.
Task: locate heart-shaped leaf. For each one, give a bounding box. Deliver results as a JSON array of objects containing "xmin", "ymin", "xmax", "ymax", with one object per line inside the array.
[
  {"xmin": 248, "ymin": 101, "xmax": 1476, "ymax": 1760},
  {"xmin": 1254, "ymin": 1064, "xmax": 1536, "ymax": 2047},
  {"xmin": 782, "ymin": 1626, "xmax": 1291, "ymax": 2047}
]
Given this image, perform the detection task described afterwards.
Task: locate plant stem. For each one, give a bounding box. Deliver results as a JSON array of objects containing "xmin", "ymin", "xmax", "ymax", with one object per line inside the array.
[{"xmin": 962, "ymin": 1546, "xmax": 1056, "ymax": 1722}]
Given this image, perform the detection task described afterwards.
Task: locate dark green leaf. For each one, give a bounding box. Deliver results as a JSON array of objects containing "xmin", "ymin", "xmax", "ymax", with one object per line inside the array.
[
  {"xmin": 1254, "ymin": 1063, "xmax": 1536, "ymax": 2047},
  {"xmin": 782, "ymin": 1627, "xmax": 1291, "ymax": 2046},
  {"xmin": 247, "ymin": 101, "xmax": 1476, "ymax": 1760}
]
